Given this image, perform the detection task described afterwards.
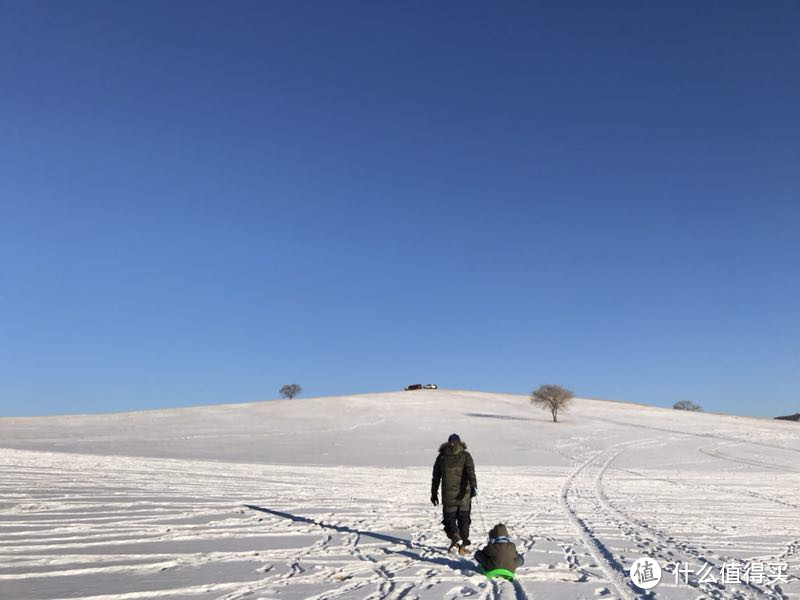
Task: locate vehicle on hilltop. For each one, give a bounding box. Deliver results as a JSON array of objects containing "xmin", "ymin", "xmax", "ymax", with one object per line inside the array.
[{"xmin": 404, "ymin": 384, "xmax": 438, "ymax": 390}]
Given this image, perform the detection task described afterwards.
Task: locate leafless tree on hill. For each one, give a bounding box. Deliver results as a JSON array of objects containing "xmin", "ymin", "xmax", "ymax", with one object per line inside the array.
[{"xmin": 531, "ymin": 384, "xmax": 574, "ymax": 423}]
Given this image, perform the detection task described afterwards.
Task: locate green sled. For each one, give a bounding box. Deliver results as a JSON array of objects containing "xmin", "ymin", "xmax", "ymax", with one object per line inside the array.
[{"xmin": 481, "ymin": 567, "xmax": 515, "ymax": 581}]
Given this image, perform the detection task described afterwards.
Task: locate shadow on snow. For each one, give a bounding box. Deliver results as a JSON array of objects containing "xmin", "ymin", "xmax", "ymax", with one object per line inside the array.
[
  {"xmin": 465, "ymin": 412, "xmax": 535, "ymax": 422},
  {"xmin": 243, "ymin": 504, "xmax": 472, "ymax": 572}
]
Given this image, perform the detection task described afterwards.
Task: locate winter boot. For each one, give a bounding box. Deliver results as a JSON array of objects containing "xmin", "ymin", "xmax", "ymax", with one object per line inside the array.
[{"xmin": 447, "ymin": 533, "xmax": 462, "ymax": 553}]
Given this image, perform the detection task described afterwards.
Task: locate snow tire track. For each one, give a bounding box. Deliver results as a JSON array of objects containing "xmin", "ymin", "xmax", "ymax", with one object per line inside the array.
[
  {"xmin": 595, "ymin": 441, "xmax": 773, "ymax": 599},
  {"xmin": 558, "ymin": 442, "xmax": 640, "ymax": 600}
]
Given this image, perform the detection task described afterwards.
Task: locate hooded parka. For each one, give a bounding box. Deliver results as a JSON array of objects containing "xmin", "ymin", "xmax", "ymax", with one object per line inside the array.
[{"xmin": 431, "ymin": 440, "xmax": 477, "ymax": 507}]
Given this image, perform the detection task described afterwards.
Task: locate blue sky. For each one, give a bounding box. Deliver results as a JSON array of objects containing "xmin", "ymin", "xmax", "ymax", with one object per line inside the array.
[{"xmin": 1, "ymin": 1, "xmax": 798, "ymax": 417}]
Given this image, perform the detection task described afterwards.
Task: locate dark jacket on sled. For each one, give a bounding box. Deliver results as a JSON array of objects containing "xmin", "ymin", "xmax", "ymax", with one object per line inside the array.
[{"xmin": 475, "ymin": 524, "xmax": 524, "ymax": 573}]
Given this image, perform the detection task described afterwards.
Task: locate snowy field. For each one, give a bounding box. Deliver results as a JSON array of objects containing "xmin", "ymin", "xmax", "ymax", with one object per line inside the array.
[{"xmin": 1, "ymin": 390, "xmax": 798, "ymax": 599}]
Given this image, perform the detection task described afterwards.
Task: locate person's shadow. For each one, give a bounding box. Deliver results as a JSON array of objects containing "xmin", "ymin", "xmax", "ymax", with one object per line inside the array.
[{"xmin": 243, "ymin": 504, "xmax": 473, "ymax": 572}]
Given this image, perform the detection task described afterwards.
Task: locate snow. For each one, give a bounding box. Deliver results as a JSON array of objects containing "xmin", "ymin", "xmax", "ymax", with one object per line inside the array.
[{"xmin": 0, "ymin": 389, "xmax": 798, "ymax": 599}]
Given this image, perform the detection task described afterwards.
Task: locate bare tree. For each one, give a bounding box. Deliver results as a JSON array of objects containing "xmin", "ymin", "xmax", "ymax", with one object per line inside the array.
[
  {"xmin": 279, "ymin": 384, "xmax": 302, "ymax": 400},
  {"xmin": 530, "ymin": 384, "xmax": 574, "ymax": 423},
  {"xmin": 673, "ymin": 400, "xmax": 702, "ymax": 412}
]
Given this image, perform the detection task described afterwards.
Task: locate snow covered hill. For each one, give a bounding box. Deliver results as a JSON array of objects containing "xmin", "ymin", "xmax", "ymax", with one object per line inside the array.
[{"xmin": 1, "ymin": 390, "xmax": 798, "ymax": 599}]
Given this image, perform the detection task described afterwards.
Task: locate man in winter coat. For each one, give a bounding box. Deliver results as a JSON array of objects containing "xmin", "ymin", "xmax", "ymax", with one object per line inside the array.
[
  {"xmin": 475, "ymin": 523, "xmax": 524, "ymax": 574},
  {"xmin": 431, "ymin": 433, "xmax": 477, "ymax": 554}
]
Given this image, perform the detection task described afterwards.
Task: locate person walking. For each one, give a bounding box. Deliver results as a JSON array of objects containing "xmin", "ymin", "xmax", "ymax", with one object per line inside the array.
[{"xmin": 430, "ymin": 433, "xmax": 477, "ymax": 555}]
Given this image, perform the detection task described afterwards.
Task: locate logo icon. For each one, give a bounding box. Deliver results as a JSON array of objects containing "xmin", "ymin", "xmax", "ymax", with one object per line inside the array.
[{"xmin": 629, "ymin": 557, "xmax": 662, "ymax": 590}]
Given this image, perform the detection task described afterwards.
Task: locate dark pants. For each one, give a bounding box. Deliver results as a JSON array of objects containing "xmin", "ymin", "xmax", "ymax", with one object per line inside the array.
[{"xmin": 442, "ymin": 504, "xmax": 471, "ymax": 544}]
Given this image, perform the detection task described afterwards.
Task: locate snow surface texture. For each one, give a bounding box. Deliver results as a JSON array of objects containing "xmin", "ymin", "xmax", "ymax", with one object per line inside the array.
[{"xmin": 1, "ymin": 389, "xmax": 798, "ymax": 599}]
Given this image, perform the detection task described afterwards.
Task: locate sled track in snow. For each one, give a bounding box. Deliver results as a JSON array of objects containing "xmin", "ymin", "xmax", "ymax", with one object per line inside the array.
[
  {"xmin": 558, "ymin": 441, "xmax": 640, "ymax": 600},
  {"xmin": 560, "ymin": 438, "xmax": 790, "ymax": 600},
  {"xmin": 594, "ymin": 441, "xmax": 774, "ymax": 600}
]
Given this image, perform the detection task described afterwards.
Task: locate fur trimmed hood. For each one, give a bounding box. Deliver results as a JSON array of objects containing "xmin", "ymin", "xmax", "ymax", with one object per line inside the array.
[{"xmin": 438, "ymin": 440, "xmax": 467, "ymax": 455}]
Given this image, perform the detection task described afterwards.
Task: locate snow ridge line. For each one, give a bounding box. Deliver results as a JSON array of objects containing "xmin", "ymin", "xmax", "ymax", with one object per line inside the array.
[
  {"xmin": 558, "ymin": 442, "xmax": 639, "ymax": 600},
  {"xmin": 592, "ymin": 417, "xmax": 800, "ymax": 455},
  {"xmin": 699, "ymin": 445, "xmax": 800, "ymax": 474}
]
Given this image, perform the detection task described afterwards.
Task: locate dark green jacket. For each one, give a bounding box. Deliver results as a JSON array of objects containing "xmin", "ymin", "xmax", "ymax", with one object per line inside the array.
[
  {"xmin": 431, "ymin": 441, "xmax": 477, "ymax": 507},
  {"xmin": 476, "ymin": 524, "xmax": 523, "ymax": 573}
]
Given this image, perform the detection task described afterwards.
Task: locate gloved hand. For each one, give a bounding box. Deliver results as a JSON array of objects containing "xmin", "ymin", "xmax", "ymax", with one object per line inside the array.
[
  {"xmin": 470, "ymin": 485, "xmax": 478, "ymax": 498},
  {"xmin": 430, "ymin": 493, "xmax": 439, "ymax": 506}
]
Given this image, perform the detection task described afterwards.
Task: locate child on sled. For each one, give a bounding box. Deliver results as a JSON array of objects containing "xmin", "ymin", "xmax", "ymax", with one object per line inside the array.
[{"xmin": 474, "ymin": 523, "xmax": 524, "ymax": 579}]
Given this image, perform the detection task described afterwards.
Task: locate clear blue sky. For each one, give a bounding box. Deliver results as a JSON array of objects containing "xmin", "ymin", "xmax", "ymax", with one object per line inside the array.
[{"xmin": 1, "ymin": 2, "xmax": 798, "ymax": 417}]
